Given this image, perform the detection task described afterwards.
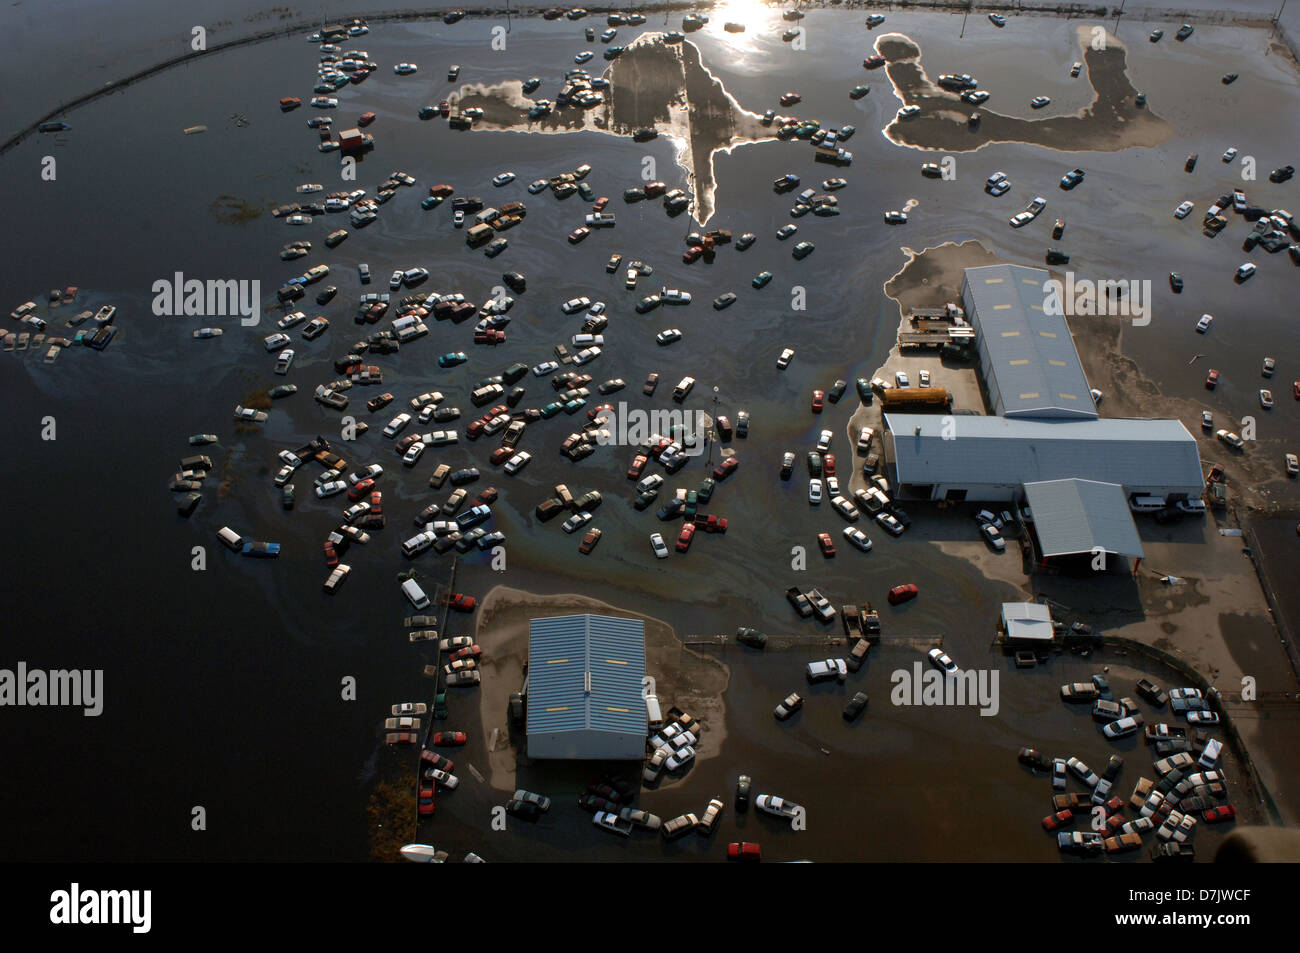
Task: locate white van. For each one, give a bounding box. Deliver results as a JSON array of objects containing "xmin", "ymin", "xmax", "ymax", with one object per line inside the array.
[
  {"xmin": 401, "ymin": 578, "xmax": 430, "ymax": 609},
  {"xmin": 1129, "ymin": 495, "xmax": 1166, "ymax": 512},
  {"xmin": 217, "ymin": 526, "xmax": 243, "ymax": 551},
  {"xmin": 645, "ymin": 694, "xmax": 663, "ymax": 731}
]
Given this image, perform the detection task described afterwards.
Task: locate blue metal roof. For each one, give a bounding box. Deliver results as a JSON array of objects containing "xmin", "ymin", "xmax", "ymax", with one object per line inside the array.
[
  {"xmin": 527, "ymin": 614, "xmax": 646, "ymax": 739},
  {"xmin": 962, "ymin": 264, "xmax": 1099, "ymax": 421}
]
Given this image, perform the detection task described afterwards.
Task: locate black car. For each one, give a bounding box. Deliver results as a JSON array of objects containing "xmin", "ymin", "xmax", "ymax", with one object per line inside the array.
[
  {"xmin": 735, "ymin": 774, "xmax": 752, "ymax": 812},
  {"xmin": 1136, "ymin": 678, "xmax": 1170, "ymax": 708},
  {"xmin": 502, "ymin": 271, "xmax": 527, "ymax": 293},
  {"xmin": 316, "ymin": 285, "xmax": 338, "ymax": 305},
  {"xmin": 827, "ymin": 379, "xmax": 848, "ymax": 403},
  {"xmin": 1169, "ymin": 273, "xmax": 1184, "ymax": 293},
  {"xmin": 807, "ymin": 451, "xmax": 822, "ymax": 476},
  {"xmin": 1046, "ymin": 249, "xmax": 1070, "ymax": 265},
  {"xmin": 506, "ymin": 798, "xmax": 542, "ymax": 822},
  {"xmin": 713, "ymin": 292, "xmax": 737, "ymax": 310},
  {"xmin": 509, "ymin": 691, "xmax": 525, "ymax": 726},
  {"xmin": 735, "ymin": 627, "xmax": 767, "ymax": 649},
  {"xmin": 449, "ymin": 467, "xmax": 480, "ymax": 486},
  {"xmin": 855, "ymin": 377, "xmax": 873, "ymax": 404},
  {"xmin": 843, "ymin": 692, "xmax": 869, "ymax": 722},
  {"xmin": 1270, "ymin": 165, "xmax": 1295, "ymax": 183}
]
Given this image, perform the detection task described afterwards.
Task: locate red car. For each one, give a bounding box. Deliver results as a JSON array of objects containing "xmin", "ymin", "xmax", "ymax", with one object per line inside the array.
[
  {"xmin": 887, "ymin": 583, "xmax": 919, "ymax": 605},
  {"xmin": 419, "ymin": 750, "xmax": 454, "ymax": 772},
  {"xmin": 1203, "ymin": 804, "xmax": 1236, "ymax": 823},
  {"xmin": 450, "ymin": 644, "xmax": 482, "ymax": 662},
  {"xmin": 358, "ymin": 111, "xmax": 376, "ymax": 127},
  {"xmin": 475, "ymin": 487, "xmax": 499, "ymax": 506},
  {"xmin": 279, "ymin": 96, "xmax": 302, "ymax": 111},
  {"xmin": 324, "ymin": 541, "xmax": 339, "ymax": 567},
  {"xmin": 713, "ymin": 456, "xmax": 739, "ymax": 481},
  {"xmin": 466, "ymin": 420, "xmax": 486, "ymax": 439},
  {"xmin": 817, "ymin": 533, "xmax": 835, "ymax": 557},
  {"xmin": 579, "ymin": 528, "xmax": 602, "ymax": 554},
  {"xmin": 1207, "ymin": 463, "xmax": 1226, "ymax": 483},
  {"xmin": 593, "ymin": 196, "xmax": 609, "ymax": 211},
  {"xmin": 429, "ymin": 183, "xmax": 455, "ymax": 198},
  {"xmin": 811, "ymin": 390, "xmax": 825, "ymax": 413},
  {"xmin": 348, "ymin": 477, "xmax": 375, "ymax": 501},
  {"xmin": 682, "ymin": 245, "xmax": 703, "ymax": 264},
  {"xmin": 696, "ymin": 514, "xmax": 728, "ymax": 534},
  {"xmin": 676, "ymin": 522, "xmax": 697, "ymax": 553},
  {"xmin": 418, "ymin": 786, "xmax": 435, "ymax": 815},
  {"xmin": 1042, "ymin": 809, "xmax": 1075, "ymax": 831},
  {"xmin": 823, "ymin": 453, "xmax": 837, "ymax": 477},
  {"xmin": 443, "ymin": 593, "xmax": 477, "ymax": 612},
  {"xmin": 569, "ymin": 227, "xmax": 590, "ymax": 244},
  {"xmin": 1293, "ymin": 381, "xmax": 1300, "ymax": 400},
  {"xmin": 627, "ymin": 454, "xmax": 648, "ymax": 479},
  {"xmin": 369, "ymin": 490, "xmax": 383, "ymax": 515},
  {"xmin": 432, "ymin": 731, "xmax": 467, "ymax": 746},
  {"xmin": 490, "ymin": 446, "xmax": 512, "ymax": 465},
  {"xmin": 439, "ymin": 100, "xmax": 450, "ymax": 117},
  {"xmin": 727, "ymin": 842, "xmax": 761, "ymax": 862},
  {"xmin": 1206, "ymin": 368, "xmax": 1220, "ymax": 389}
]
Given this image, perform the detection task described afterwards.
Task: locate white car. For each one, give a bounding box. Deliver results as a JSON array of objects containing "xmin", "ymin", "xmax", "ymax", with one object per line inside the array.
[
  {"xmin": 1236, "ymin": 262, "xmax": 1256, "ymax": 280},
  {"xmin": 1103, "ymin": 716, "xmax": 1142, "ymax": 739},
  {"xmin": 665, "ymin": 746, "xmax": 695, "ymax": 771},
  {"xmin": 927, "ymin": 647, "xmax": 958, "ymax": 675},
  {"xmin": 349, "ymin": 463, "xmax": 383, "ymax": 484},
  {"xmin": 575, "ymin": 50, "xmax": 594, "ymax": 63},
  {"xmin": 402, "ymin": 441, "xmax": 426, "ymax": 466},
  {"xmin": 492, "ymin": 172, "xmax": 516, "ymax": 186},
  {"xmin": 656, "ymin": 328, "xmax": 682, "ymax": 345},
  {"xmin": 1030, "ymin": 96, "xmax": 1051, "ymax": 108},
  {"xmin": 394, "ymin": 63, "xmax": 418, "ymax": 74},
  {"xmin": 843, "ymin": 527, "xmax": 872, "ymax": 552},
  {"xmin": 777, "ymin": 347, "xmax": 795, "ymax": 369},
  {"xmin": 897, "ymin": 105, "xmax": 921, "ymax": 119},
  {"xmin": 1196, "ymin": 313, "xmax": 1213, "ymax": 333},
  {"xmin": 918, "ymin": 369, "xmax": 931, "ymax": 387},
  {"xmin": 561, "ymin": 296, "xmax": 592, "ymax": 314},
  {"xmin": 532, "ymin": 361, "xmax": 559, "ymax": 376},
  {"xmin": 986, "ymin": 171, "xmax": 1008, "ymax": 188},
  {"xmin": 894, "ymin": 371, "xmax": 909, "ymax": 388},
  {"xmin": 650, "ymin": 533, "xmax": 669, "ymax": 558},
  {"xmin": 263, "ymin": 332, "xmax": 291, "ymax": 352},
  {"xmin": 1009, "ymin": 211, "xmax": 1034, "ymax": 227},
  {"xmin": 808, "ymin": 478, "xmax": 823, "ymax": 505},
  {"xmin": 504, "ymin": 451, "xmax": 532, "ymax": 474},
  {"xmin": 816, "ymin": 430, "xmax": 833, "ymax": 451},
  {"xmin": 316, "ymin": 480, "xmax": 347, "ymax": 498},
  {"xmin": 383, "ymin": 413, "xmax": 412, "ymax": 438},
  {"xmin": 1174, "ymin": 201, "xmax": 1194, "ymax": 219},
  {"xmin": 562, "ymin": 511, "xmax": 593, "ymax": 534},
  {"xmin": 806, "ymin": 658, "xmax": 847, "ymax": 682},
  {"xmin": 755, "ymin": 794, "xmax": 801, "ymax": 820},
  {"xmin": 1223, "ymin": 147, "xmax": 1238, "ymax": 162},
  {"xmin": 981, "ymin": 522, "xmax": 1006, "ymax": 551},
  {"xmin": 876, "ymin": 512, "xmax": 904, "ymax": 536}
]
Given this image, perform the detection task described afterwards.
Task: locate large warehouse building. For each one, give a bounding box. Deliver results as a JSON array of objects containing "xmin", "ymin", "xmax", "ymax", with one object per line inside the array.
[
  {"xmin": 526, "ymin": 614, "xmax": 647, "ymax": 760},
  {"xmin": 962, "ymin": 264, "xmax": 1100, "ymax": 421},
  {"xmin": 882, "ymin": 263, "xmax": 1204, "ymax": 569}
]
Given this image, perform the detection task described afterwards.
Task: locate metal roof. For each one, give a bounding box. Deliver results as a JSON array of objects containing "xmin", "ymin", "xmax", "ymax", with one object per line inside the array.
[
  {"xmin": 885, "ymin": 414, "xmax": 1204, "ymax": 494},
  {"xmin": 1023, "ymin": 479, "xmax": 1145, "ymax": 558},
  {"xmin": 1001, "ymin": 602, "xmax": 1055, "ymax": 641},
  {"xmin": 962, "ymin": 263, "xmax": 1098, "ymax": 420},
  {"xmin": 527, "ymin": 614, "xmax": 646, "ymax": 738}
]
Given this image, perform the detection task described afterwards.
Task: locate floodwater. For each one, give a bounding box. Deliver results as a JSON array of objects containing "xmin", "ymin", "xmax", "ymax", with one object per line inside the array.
[{"xmin": 1, "ymin": 7, "xmax": 1295, "ymax": 861}]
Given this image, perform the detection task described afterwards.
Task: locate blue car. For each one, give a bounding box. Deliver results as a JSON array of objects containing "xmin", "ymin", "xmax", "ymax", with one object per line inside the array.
[
  {"xmin": 438, "ymin": 351, "xmax": 468, "ymax": 368},
  {"xmin": 752, "ymin": 271, "xmax": 773, "ymax": 289},
  {"xmin": 242, "ymin": 541, "xmax": 281, "ymax": 557}
]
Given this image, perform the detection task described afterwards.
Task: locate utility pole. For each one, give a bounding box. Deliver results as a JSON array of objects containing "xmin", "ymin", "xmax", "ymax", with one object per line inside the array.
[
  {"xmin": 705, "ymin": 386, "xmax": 719, "ymax": 468},
  {"xmin": 1273, "ymin": 0, "xmax": 1288, "ymax": 37}
]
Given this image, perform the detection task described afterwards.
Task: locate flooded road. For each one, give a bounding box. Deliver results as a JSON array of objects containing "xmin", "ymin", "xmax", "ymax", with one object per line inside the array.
[{"xmin": 1, "ymin": 8, "xmax": 1295, "ymax": 860}]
